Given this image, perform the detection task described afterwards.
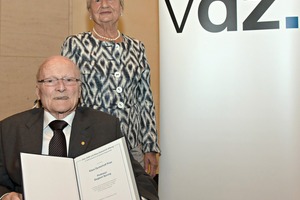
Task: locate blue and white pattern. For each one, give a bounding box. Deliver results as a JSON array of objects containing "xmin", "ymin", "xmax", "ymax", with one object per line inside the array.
[{"xmin": 61, "ymin": 32, "xmax": 160, "ymax": 153}]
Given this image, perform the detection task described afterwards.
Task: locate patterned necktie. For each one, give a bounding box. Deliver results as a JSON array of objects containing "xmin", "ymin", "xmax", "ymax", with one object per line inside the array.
[{"xmin": 48, "ymin": 120, "xmax": 68, "ymax": 157}]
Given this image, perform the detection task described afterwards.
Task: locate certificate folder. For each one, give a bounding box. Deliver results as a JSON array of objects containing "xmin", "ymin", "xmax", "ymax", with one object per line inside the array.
[{"xmin": 20, "ymin": 137, "xmax": 139, "ymax": 200}]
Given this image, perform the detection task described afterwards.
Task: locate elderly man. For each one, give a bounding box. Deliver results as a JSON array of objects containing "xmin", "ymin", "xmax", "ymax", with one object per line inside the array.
[{"xmin": 0, "ymin": 56, "xmax": 158, "ymax": 200}]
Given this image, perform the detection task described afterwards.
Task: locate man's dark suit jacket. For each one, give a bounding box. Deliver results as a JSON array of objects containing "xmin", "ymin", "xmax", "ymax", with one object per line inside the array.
[{"xmin": 0, "ymin": 107, "xmax": 158, "ymax": 200}]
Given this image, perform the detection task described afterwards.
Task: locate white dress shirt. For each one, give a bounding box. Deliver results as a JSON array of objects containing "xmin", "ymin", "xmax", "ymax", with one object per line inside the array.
[{"xmin": 41, "ymin": 111, "xmax": 75, "ymax": 156}]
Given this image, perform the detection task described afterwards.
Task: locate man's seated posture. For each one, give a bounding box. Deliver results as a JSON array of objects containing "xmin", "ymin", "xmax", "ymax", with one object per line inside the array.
[{"xmin": 0, "ymin": 56, "xmax": 158, "ymax": 200}]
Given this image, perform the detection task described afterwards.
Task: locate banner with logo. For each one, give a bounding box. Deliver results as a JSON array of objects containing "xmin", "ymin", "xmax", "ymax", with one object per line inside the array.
[{"xmin": 159, "ymin": 0, "xmax": 300, "ymax": 199}]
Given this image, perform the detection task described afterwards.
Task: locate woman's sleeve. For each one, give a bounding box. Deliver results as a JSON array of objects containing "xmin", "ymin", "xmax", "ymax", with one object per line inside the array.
[
  {"xmin": 60, "ymin": 35, "xmax": 79, "ymax": 61},
  {"xmin": 138, "ymin": 42, "xmax": 161, "ymax": 154}
]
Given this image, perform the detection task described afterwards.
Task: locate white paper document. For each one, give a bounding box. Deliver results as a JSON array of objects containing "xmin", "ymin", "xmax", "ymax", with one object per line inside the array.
[{"xmin": 21, "ymin": 137, "xmax": 139, "ymax": 200}]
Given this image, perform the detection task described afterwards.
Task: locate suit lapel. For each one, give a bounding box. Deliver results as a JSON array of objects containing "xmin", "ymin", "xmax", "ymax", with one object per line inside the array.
[
  {"xmin": 22, "ymin": 108, "xmax": 44, "ymax": 154},
  {"xmin": 68, "ymin": 108, "xmax": 93, "ymax": 158}
]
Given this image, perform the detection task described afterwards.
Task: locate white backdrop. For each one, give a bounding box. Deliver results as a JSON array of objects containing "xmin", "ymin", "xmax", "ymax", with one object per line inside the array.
[{"xmin": 159, "ymin": 0, "xmax": 300, "ymax": 199}]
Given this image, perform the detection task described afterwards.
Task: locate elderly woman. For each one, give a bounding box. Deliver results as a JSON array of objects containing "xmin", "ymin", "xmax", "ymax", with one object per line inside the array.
[{"xmin": 61, "ymin": 0, "xmax": 160, "ymax": 178}]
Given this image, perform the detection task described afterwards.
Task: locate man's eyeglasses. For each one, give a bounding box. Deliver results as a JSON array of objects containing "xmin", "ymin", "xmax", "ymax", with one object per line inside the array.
[{"xmin": 37, "ymin": 77, "xmax": 81, "ymax": 86}]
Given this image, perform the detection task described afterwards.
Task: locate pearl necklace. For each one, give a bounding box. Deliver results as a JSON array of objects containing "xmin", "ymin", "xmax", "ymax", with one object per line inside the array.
[{"xmin": 92, "ymin": 28, "xmax": 121, "ymax": 41}]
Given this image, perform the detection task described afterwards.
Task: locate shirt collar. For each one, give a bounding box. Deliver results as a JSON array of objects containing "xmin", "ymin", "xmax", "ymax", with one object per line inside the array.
[{"xmin": 43, "ymin": 111, "xmax": 76, "ymax": 129}]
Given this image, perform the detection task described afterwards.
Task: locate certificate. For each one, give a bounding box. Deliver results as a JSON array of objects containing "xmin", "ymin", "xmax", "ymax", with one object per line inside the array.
[{"xmin": 21, "ymin": 137, "xmax": 139, "ymax": 200}]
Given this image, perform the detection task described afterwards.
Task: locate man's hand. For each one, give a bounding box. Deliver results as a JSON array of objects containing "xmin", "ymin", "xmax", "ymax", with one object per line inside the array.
[
  {"xmin": 1, "ymin": 192, "xmax": 22, "ymax": 200},
  {"xmin": 144, "ymin": 152, "xmax": 158, "ymax": 178}
]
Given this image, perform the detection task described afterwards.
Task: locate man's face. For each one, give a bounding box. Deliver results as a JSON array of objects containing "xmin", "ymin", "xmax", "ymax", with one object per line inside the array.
[{"xmin": 36, "ymin": 56, "xmax": 81, "ymax": 119}]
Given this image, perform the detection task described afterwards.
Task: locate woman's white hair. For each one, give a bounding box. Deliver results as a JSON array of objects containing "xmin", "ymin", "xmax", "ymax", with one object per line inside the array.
[{"xmin": 87, "ymin": 0, "xmax": 124, "ymax": 10}]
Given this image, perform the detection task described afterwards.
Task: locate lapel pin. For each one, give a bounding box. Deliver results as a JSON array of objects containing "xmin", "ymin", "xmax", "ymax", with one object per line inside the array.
[{"xmin": 81, "ymin": 141, "xmax": 85, "ymax": 146}]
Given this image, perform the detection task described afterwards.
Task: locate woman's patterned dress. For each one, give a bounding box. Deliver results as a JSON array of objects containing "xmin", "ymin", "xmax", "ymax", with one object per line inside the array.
[{"xmin": 61, "ymin": 32, "xmax": 160, "ymax": 154}]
